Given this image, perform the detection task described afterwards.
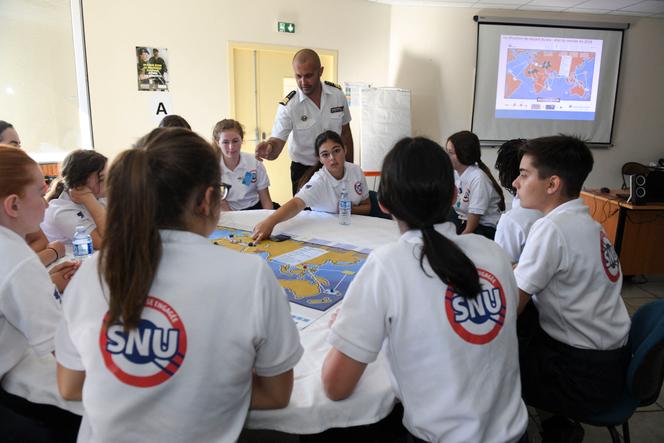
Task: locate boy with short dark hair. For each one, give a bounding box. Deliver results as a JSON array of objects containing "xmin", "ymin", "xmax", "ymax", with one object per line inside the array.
[{"xmin": 513, "ymin": 135, "xmax": 630, "ymax": 440}]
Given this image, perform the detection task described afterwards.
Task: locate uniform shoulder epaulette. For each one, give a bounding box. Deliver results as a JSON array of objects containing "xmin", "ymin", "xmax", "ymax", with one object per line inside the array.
[
  {"xmin": 279, "ymin": 90, "xmax": 296, "ymax": 106},
  {"xmin": 324, "ymin": 80, "xmax": 342, "ymax": 90}
]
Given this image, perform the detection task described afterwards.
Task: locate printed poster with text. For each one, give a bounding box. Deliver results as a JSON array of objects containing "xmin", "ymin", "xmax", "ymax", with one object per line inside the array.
[{"xmin": 136, "ymin": 46, "xmax": 169, "ymax": 92}]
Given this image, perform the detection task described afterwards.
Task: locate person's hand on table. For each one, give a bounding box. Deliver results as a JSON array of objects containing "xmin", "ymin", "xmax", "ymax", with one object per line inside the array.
[
  {"xmin": 252, "ymin": 220, "xmax": 275, "ymax": 242},
  {"xmin": 49, "ymin": 260, "xmax": 80, "ymax": 293}
]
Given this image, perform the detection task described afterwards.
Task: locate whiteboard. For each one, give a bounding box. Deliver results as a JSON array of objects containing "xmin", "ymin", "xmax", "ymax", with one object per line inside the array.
[{"xmin": 359, "ymin": 88, "xmax": 411, "ymax": 172}]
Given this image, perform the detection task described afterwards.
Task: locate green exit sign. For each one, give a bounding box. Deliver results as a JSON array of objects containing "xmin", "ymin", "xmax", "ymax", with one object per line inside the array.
[{"xmin": 278, "ymin": 21, "xmax": 295, "ymax": 33}]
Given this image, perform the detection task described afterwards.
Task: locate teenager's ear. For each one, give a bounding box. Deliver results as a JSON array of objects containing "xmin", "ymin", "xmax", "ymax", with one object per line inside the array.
[
  {"xmin": 196, "ymin": 186, "xmax": 216, "ymax": 217},
  {"xmin": 378, "ymin": 201, "xmax": 390, "ymax": 215},
  {"xmin": 547, "ymin": 175, "xmax": 562, "ymax": 195},
  {"xmin": 2, "ymin": 194, "xmax": 20, "ymax": 218}
]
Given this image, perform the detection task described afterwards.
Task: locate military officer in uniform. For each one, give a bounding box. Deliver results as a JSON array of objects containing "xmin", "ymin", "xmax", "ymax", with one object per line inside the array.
[{"xmin": 255, "ymin": 48, "xmax": 354, "ymax": 195}]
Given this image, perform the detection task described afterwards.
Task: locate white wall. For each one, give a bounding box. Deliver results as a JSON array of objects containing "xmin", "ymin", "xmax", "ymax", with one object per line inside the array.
[
  {"xmin": 82, "ymin": 1, "xmax": 663, "ymax": 189},
  {"xmin": 387, "ymin": 6, "xmax": 664, "ymax": 189},
  {"xmin": 82, "ymin": 0, "xmax": 391, "ymax": 160}
]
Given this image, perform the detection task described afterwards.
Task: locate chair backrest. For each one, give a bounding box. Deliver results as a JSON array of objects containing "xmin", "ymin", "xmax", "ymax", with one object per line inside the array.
[
  {"xmin": 368, "ymin": 190, "xmax": 392, "ymax": 219},
  {"xmin": 627, "ymin": 300, "xmax": 664, "ymax": 405}
]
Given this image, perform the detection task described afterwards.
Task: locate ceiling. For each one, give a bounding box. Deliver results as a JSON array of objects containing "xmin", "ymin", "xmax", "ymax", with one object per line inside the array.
[{"xmin": 369, "ymin": 0, "xmax": 664, "ymax": 18}]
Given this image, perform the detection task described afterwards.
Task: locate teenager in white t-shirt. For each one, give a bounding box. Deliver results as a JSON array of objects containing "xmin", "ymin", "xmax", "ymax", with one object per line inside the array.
[
  {"xmin": 41, "ymin": 149, "xmax": 107, "ymax": 249},
  {"xmin": 55, "ymin": 128, "xmax": 302, "ymax": 443},
  {"xmin": 0, "ymin": 146, "xmax": 81, "ymax": 440},
  {"xmin": 0, "ymin": 120, "xmax": 67, "ymax": 267},
  {"xmin": 213, "ymin": 119, "xmax": 274, "ymax": 211},
  {"xmin": 446, "ymin": 131, "xmax": 504, "ymax": 239},
  {"xmin": 322, "ymin": 137, "xmax": 528, "ymax": 443},
  {"xmin": 493, "ymin": 139, "xmax": 543, "ymax": 263},
  {"xmin": 252, "ymin": 130, "xmax": 370, "ymax": 241},
  {"xmin": 513, "ymin": 135, "xmax": 631, "ymax": 440}
]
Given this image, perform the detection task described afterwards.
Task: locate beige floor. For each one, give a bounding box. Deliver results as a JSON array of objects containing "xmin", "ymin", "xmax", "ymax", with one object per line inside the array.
[{"xmin": 527, "ymin": 275, "xmax": 664, "ymax": 442}]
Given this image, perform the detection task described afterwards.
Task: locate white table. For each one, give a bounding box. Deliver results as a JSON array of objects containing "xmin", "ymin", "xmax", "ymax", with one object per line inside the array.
[
  {"xmin": 219, "ymin": 210, "xmax": 401, "ymax": 433},
  {"xmin": 3, "ymin": 210, "xmax": 402, "ymax": 434}
]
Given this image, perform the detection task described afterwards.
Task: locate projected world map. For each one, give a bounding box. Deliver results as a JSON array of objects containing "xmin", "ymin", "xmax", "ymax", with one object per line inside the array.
[{"xmin": 504, "ymin": 48, "xmax": 596, "ymax": 101}]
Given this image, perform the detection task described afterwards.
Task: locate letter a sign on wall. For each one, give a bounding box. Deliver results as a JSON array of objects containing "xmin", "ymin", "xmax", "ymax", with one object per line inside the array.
[{"xmin": 150, "ymin": 94, "xmax": 173, "ymax": 126}]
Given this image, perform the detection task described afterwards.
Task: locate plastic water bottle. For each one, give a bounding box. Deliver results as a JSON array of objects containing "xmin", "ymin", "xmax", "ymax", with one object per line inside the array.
[
  {"xmin": 338, "ymin": 188, "xmax": 351, "ymax": 225},
  {"xmin": 73, "ymin": 225, "xmax": 93, "ymax": 260}
]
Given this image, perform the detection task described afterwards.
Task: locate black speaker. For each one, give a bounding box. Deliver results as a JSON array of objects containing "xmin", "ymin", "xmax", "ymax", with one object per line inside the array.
[{"xmin": 629, "ymin": 174, "xmax": 647, "ymax": 205}]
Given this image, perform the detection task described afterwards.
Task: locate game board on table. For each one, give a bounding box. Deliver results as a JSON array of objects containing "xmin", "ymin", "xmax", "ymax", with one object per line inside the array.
[{"xmin": 210, "ymin": 226, "xmax": 369, "ymax": 318}]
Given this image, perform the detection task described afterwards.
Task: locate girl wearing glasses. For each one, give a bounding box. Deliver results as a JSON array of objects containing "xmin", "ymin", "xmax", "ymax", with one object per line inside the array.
[
  {"xmin": 55, "ymin": 129, "xmax": 302, "ymax": 442},
  {"xmin": 213, "ymin": 119, "xmax": 274, "ymax": 211},
  {"xmin": 41, "ymin": 149, "xmax": 108, "ymax": 249},
  {"xmin": 252, "ymin": 130, "xmax": 370, "ymax": 241}
]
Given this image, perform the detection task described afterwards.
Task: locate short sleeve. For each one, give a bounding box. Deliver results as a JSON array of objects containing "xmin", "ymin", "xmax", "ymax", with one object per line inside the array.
[
  {"xmin": 271, "ymin": 104, "xmax": 293, "ymax": 141},
  {"xmin": 514, "ymin": 218, "xmax": 565, "ymax": 296},
  {"xmin": 0, "ymin": 258, "xmax": 61, "ymax": 356},
  {"xmin": 328, "ymin": 254, "xmax": 389, "ymax": 364},
  {"xmin": 48, "ymin": 205, "xmax": 95, "ymax": 242},
  {"xmin": 495, "ymin": 214, "xmax": 525, "ymax": 263},
  {"xmin": 341, "ymin": 93, "xmax": 352, "ymax": 126},
  {"xmin": 467, "ymin": 174, "xmax": 492, "ymax": 215},
  {"xmin": 253, "ymin": 262, "xmax": 303, "ymax": 377},
  {"xmin": 55, "ymin": 317, "xmax": 84, "ymax": 371},
  {"xmin": 255, "ymin": 160, "xmax": 270, "ymax": 190},
  {"xmin": 295, "ymin": 173, "xmax": 326, "ymax": 208},
  {"xmin": 359, "ymin": 173, "xmax": 369, "ymax": 200}
]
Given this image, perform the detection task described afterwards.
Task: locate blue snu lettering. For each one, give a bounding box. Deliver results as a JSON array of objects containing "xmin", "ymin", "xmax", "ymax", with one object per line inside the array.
[{"xmin": 106, "ymin": 319, "xmax": 179, "ymax": 364}]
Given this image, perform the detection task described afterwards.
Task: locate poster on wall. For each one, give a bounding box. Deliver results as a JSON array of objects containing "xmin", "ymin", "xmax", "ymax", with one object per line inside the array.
[{"xmin": 136, "ymin": 46, "xmax": 169, "ymax": 92}]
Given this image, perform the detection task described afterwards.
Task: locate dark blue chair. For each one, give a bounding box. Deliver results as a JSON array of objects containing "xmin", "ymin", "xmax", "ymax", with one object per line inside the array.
[
  {"xmin": 578, "ymin": 300, "xmax": 664, "ymax": 442},
  {"xmin": 368, "ymin": 190, "xmax": 391, "ymax": 219}
]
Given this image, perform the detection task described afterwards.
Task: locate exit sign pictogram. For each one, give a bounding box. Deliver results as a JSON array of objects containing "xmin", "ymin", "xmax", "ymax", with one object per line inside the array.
[{"xmin": 278, "ymin": 21, "xmax": 295, "ymax": 33}]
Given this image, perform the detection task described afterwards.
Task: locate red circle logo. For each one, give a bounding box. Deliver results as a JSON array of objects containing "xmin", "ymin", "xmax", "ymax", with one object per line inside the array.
[
  {"xmin": 445, "ymin": 269, "xmax": 506, "ymax": 345},
  {"xmin": 600, "ymin": 230, "xmax": 621, "ymax": 282},
  {"xmin": 354, "ymin": 181, "xmax": 363, "ymax": 196},
  {"xmin": 99, "ymin": 296, "xmax": 187, "ymax": 387}
]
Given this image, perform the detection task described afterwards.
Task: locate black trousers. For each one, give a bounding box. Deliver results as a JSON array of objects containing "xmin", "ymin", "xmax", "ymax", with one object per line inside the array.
[
  {"xmin": 241, "ymin": 201, "xmax": 281, "ymax": 210},
  {"xmin": 290, "ymin": 161, "xmax": 312, "ymax": 196},
  {"xmin": 446, "ymin": 209, "xmax": 496, "ymax": 240},
  {"xmin": 518, "ymin": 303, "xmax": 630, "ymax": 421},
  {"xmin": 0, "ymin": 388, "xmax": 81, "ymax": 443},
  {"xmin": 407, "ymin": 429, "xmax": 528, "ymax": 442}
]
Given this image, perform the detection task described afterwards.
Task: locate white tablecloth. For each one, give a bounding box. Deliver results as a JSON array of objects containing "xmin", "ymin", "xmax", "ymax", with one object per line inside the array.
[
  {"xmin": 221, "ymin": 210, "xmax": 401, "ymax": 433},
  {"xmin": 2, "ymin": 210, "xmax": 402, "ymax": 434}
]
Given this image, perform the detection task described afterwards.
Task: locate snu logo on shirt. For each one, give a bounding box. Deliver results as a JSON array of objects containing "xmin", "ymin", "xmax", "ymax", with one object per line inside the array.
[
  {"xmin": 600, "ymin": 230, "xmax": 620, "ymax": 282},
  {"xmin": 445, "ymin": 269, "xmax": 506, "ymax": 345},
  {"xmin": 99, "ymin": 296, "xmax": 187, "ymax": 387},
  {"xmin": 354, "ymin": 181, "xmax": 363, "ymax": 196}
]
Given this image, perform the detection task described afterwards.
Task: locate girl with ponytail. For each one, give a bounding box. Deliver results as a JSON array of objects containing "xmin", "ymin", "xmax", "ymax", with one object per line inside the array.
[
  {"xmin": 322, "ymin": 137, "xmax": 527, "ymax": 443},
  {"xmin": 0, "ymin": 145, "xmax": 81, "ymax": 440},
  {"xmin": 55, "ymin": 128, "xmax": 303, "ymax": 442},
  {"xmin": 446, "ymin": 130, "xmax": 504, "ymax": 239}
]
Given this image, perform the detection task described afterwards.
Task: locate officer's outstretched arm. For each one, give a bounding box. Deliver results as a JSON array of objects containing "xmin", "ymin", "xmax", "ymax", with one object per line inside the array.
[{"xmin": 255, "ymin": 137, "xmax": 286, "ymax": 161}]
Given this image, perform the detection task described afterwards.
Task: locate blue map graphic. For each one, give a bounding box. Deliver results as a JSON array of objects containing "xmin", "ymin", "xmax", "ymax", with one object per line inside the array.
[{"xmin": 209, "ymin": 227, "xmax": 368, "ymax": 312}]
